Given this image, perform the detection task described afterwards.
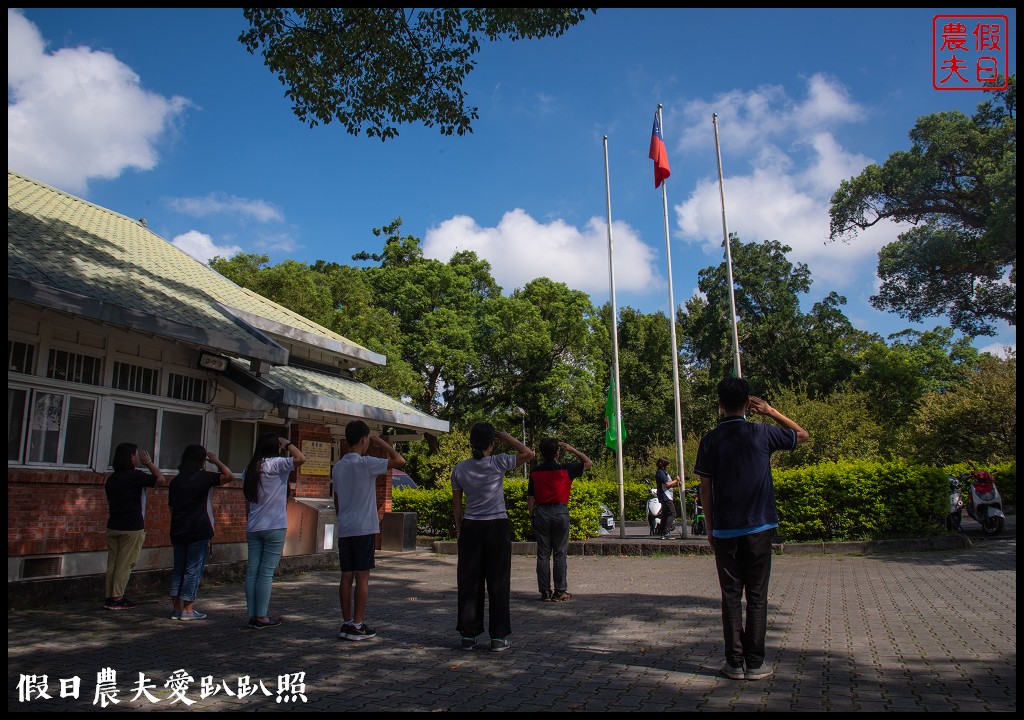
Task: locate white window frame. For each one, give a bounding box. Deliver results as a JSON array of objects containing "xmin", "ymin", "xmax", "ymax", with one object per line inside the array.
[{"xmin": 8, "ymin": 380, "xmax": 101, "ymax": 468}]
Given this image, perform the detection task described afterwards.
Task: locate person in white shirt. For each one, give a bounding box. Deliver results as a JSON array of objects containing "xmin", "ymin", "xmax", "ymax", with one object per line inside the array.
[
  {"xmin": 243, "ymin": 432, "xmax": 305, "ymax": 629},
  {"xmin": 332, "ymin": 421, "xmax": 405, "ymax": 641}
]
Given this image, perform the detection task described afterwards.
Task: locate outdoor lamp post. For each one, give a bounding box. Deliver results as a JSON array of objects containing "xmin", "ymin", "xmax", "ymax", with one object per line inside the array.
[{"xmin": 513, "ymin": 406, "xmax": 527, "ymax": 478}]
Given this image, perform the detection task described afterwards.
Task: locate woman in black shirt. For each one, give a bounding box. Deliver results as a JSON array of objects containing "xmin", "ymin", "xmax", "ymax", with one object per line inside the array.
[{"xmin": 104, "ymin": 443, "xmax": 164, "ymax": 610}]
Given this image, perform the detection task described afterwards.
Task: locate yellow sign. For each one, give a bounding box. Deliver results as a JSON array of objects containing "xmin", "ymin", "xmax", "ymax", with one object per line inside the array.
[{"xmin": 301, "ymin": 440, "xmax": 332, "ymax": 476}]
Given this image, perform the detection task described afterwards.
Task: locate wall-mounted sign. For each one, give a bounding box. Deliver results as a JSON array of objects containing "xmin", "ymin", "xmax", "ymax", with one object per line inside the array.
[{"xmin": 301, "ymin": 440, "xmax": 332, "ymax": 476}]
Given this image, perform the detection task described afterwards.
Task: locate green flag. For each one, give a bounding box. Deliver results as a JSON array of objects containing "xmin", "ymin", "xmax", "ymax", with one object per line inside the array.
[{"xmin": 604, "ymin": 375, "xmax": 625, "ymax": 450}]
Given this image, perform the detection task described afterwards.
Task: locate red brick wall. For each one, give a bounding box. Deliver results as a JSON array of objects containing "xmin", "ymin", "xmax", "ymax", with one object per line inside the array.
[
  {"xmin": 8, "ymin": 468, "xmax": 249, "ymax": 556},
  {"xmin": 8, "ymin": 422, "xmax": 398, "ymax": 559}
]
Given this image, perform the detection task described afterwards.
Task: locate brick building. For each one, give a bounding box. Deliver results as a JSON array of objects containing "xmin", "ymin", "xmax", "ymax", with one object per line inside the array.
[{"xmin": 8, "ymin": 171, "xmax": 449, "ymax": 583}]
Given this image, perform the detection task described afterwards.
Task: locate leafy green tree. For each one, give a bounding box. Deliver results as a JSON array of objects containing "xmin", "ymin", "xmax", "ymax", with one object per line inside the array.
[
  {"xmin": 849, "ymin": 326, "xmax": 981, "ymax": 441},
  {"xmin": 240, "ymin": 8, "xmax": 596, "ymax": 140},
  {"xmin": 499, "ymin": 279, "xmax": 605, "ymax": 454},
  {"xmin": 612, "ymin": 306, "xmax": 686, "ymax": 455},
  {"xmin": 355, "ymin": 219, "xmax": 497, "ymax": 424},
  {"xmin": 764, "ymin": 386, "xmax": 885, "ymax": 469},
  {"xmin": 401, "ymin": 427, "xmax": 470, "ymax": 489},
  {"xmin": 209, "ymin": 252, "xmax": 272, "ymax": 292},
  {"xmin": 828, "ymin": 76, "xmax": 1016, "ymax": 336},
  {"xmin": 678, "ymin": 236, "xmax": 870, "ymax": 399},
  {"xmin": 310, "ymin": 260, "xmax": 420, "ymax": 400},
  {"xmin": 900, "ymin": 351, "xmax": 1016, "ymax": 465}
]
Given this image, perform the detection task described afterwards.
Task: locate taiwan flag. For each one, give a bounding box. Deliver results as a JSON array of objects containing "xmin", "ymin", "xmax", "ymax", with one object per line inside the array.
[{"xmin": 649, "ymin": 112, "xmax": 671, "ymax": 188}]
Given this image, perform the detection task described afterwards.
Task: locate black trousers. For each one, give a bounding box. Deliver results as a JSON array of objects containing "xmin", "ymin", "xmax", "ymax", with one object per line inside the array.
[
  {"xmin": 713, "ymin": 528, "xmax": 774, "ymax": 668},
  {"xmin": 658, "ymin": 496, "xmax": 676, "ymax": 534},
  {"xmin": 456, "ymin": 518, "xmax": 512, "ymax": 638}
]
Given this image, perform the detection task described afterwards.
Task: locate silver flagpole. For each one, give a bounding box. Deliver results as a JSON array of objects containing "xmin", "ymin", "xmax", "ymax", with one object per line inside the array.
[
  {"xmin": 713, "ymin": 113, "xmax": 742, "ymax": 378},
  {"xmin": 603, "ymin": 135, "xmax": 627, "ymax": 539},
  {"xmin": 656, "ymin": 105, "xmax": 689, "ymax": 538}
]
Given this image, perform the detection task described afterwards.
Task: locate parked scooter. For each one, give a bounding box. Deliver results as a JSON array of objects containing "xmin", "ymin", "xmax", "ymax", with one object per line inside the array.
[
  {"xmin": 690, "ymin": 490, "xmax": 706, "ymax": 536},
  {"xmin": 646, "ymin": 488, "xmax": 662, "ymax": 536},
  {"xmin": 948, "ymin": 471, "xmax": 1005, "ymax": 536},
  {"xmin": 946, "ymin": 476, "xmax": 965, "ymax": 531}
]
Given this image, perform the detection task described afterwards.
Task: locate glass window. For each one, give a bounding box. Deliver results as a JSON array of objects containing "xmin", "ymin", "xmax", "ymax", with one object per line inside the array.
[
  {"xmin": 168, "ymin": 373, "xmax": 208, "ymax": 403},
  {"xmin": 219, "ymin": 421, "xmax": 283, "ymax": 472},
  {"xmin": 219, "ymin": 420, "xmax": 256, "ymax": 472},
  {"xmin": 8, "ymin": 388, "xmax": 28, "ymax": 462},
  {"xmin": 159, "ymin": 411, "xmax": 204, "ymax": 469},
  {"xmin": 110, "ymin": 404, "xmax": 157, "ymax": 466},
  {"xmin": 8, "ymin": 341, "xmax": 35, "ymax": 374},
  {"xmin": 112, "ymin": 361, "xmax": 160, "ymax": 395},
  {"xmin": 26, "ymin": 391, "xmax": 95, "ymax": 466},
  {"xmin": 47, "ymin": 349, "xmax": 102, "ymax": 386},
  {"xmin": 28, "ymin": 392, "xmax": 63, "ymax": 464},
  {"xmin": 110, "ymin": 403, "xmax": 204, "ymax": 469},
  {"xmin": 64, "ymin": 397, "xmax": 95, "ymax": 465}
]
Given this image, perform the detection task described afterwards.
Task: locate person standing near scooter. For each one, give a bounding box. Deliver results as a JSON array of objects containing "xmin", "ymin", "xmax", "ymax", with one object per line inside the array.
[{"xmin": 654, "ymin": 457, "xmax": 680, "ymax": 538}]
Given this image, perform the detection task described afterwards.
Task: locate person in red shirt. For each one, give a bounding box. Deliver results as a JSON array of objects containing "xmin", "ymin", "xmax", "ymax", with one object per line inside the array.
[{"xmin": 528, "ymin": 437, "xmax": 592, "ymax": 602}]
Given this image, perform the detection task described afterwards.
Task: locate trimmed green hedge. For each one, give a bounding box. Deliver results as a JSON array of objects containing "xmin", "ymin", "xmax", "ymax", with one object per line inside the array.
[{"xmin": 392, "ymin": 459, "xmax": 1015, "ymax": 542}]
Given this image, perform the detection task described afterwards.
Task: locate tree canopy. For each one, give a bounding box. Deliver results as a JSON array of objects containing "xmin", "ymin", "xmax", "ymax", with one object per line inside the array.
[
  {"xmin": 210, "ymin": 222, "xmax": 1010, "ymax": 475},
  {"xmin": 239, "ymin": 8, "xmax": 596, "ymax": 140},
  {"xmin": 678, "ymin": 235, "xmax": 872, "ymax": 400},
  {"xmin": 828, "ymin": 75, "xmax": 1016, "ymax": 336}
]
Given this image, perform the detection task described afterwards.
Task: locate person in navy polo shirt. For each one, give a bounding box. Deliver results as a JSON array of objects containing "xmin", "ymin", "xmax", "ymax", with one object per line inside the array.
[
  {"xmin": 694, "ymin": 376, "xmax": 809, "ymax": 682},
  {"xmin": 528, "ymin": 437, "xmax": 592, "ymax": 602}
]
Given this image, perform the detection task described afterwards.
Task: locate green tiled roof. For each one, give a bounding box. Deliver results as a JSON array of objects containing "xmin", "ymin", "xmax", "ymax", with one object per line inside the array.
[
  {"xmin": 9, "ymin": 170, "xmax": 449, "ymax": 436},
  {"xmin": 253, "ymin": 362, "xmax": 449, "ymax": 433},
  {"xmin": 8, "ymin": 171, "xmax": 379, "ymax": 366}
]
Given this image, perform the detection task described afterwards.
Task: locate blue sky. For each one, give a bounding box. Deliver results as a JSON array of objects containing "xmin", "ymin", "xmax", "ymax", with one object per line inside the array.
[{"xmin": 8, "ymin": 8, "xmax": 1016, "ymax": 357}]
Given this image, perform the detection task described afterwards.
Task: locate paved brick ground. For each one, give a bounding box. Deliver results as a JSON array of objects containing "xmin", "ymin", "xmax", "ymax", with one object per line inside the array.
[{"xmin": 8, "ymin": 534, "xmax": 1015, "ymax": 712}]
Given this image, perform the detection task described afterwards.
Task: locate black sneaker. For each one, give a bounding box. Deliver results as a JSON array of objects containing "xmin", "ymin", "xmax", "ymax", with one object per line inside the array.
[
  {"xmin": 539, "ymin": 590, "xmax": 552, "ymax": 602},
  {"xmin": 551, "ymin": 591, "xmax": 573, "ymax": 602},
  {"xmin": 338, "ymin": 622, "xmax": 357, "ymax": 640},
  {"xmin": 112, "ymin": 597, "xmax": 136, "ymax": 610},
  {"xmin": 343, "ymin": 623, "xmax": 376, "ymax": 641},
  {"xmin": 460, "ymin": 636, "xmax": 477, "ymax": 651}
]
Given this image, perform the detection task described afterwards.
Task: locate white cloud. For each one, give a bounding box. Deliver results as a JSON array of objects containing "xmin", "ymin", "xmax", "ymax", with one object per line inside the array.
[
  {"xmin": 675, "ymin": 73, "xmax": 863, "ymax": 155},
  {"xmin": 250, "ymin": 230, "xmax": 300, "ymax": 255},
  {"xmin": 171, "ymin": 230, "xmax": 242, "ymax": 264},
  {"xmin": 7, "ymin": 9, "xmax": 189, "ymax": 195},
  {"xmin": 167, "ymin": 193, "xmax": 284, "ymax": 223},
  {"xmin": 978, "ymin": 342, "xmax": 1016, "ymax": 359},
  {"xmin": 671, "ymin": 74, "xmax": 916, "ymax": 294},
  {"xmin": 422, "ymin": 209, "xmax": 660, "ymax": 295}
]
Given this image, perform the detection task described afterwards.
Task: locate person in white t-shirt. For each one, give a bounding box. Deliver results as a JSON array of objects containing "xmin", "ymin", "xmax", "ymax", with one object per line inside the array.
[
  {"xmin": 332, "ymin": 420, "xmax": 405, "ymax": 641},
  {"xmin": 243, "ymin": 432, "xmax": 305, "ymax": 629}
]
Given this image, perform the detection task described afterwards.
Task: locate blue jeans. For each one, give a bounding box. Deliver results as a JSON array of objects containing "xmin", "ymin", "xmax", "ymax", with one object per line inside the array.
[
  {"xmin": 169, "ymin": 539, "xmax": 210, "ymax": 603},
  {"xmin": 246, "ymin": 528, "xmax": 287, "ymax": 618}
]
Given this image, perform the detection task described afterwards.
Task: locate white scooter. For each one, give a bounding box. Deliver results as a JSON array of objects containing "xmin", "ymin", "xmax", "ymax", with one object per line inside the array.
[
  {"xmin": 646, "ymin": 488, "xmax": 662, "ymax": 536},
  {"xmin": 949, "ymin": 471, "xmax": 1006, "ymax": 536}
]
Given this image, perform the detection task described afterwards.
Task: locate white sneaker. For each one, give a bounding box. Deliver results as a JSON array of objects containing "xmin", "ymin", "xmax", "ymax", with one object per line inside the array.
[
  {"xmin": 745, "ymin": 663, "xmax": 773, "ymax": 680},
  {"xmin": 720, "ymin": 662, "xmax": 745, "ymax": 680}
]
